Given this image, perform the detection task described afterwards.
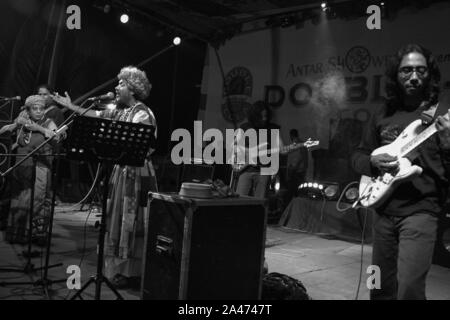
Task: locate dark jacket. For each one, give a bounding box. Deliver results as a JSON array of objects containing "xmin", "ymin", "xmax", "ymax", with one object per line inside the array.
[{"xmin": 351, "ymin": 102, "xmax": 450, "ymax": 217}]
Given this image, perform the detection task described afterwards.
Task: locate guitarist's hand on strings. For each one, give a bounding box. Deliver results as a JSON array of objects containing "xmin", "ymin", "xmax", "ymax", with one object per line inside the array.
[
  {"xmin": 436, "ymin": 110, "xmax": 450, "ymax": 150},
  {"xmin": 370, "ymin": 153, "xmax": 399, "ymax": 173}
]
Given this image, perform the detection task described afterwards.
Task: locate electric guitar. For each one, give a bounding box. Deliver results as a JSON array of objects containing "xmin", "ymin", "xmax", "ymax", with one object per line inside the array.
[
  {"xmin": 231, "ymin": 138, "xmax": 319, "ymax": 173},
  {"xmin": 358, "ymin": 115, "xmax": 445, "ymax": 208}
]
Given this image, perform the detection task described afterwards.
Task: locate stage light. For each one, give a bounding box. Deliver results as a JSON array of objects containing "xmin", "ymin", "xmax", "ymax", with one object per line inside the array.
[
  {"xmin": 313, "ymin": 183, "xmax": 318, "ymax": 188},
  {"xmin": 344, "ymin": 187, "xmax": 359, "ymax": 202},
  {"xmin": 120, "ymin": 13, "xmax": 129, "ymax": 24},
  {"xmin": 318, "ymin": 184, "xmax": 324, "ymax": 190},
  {"xmin": 380, "ymin": 2, "xmax": 385, "ymax": 5},
  {"xmin": 322, "ymin": 182, "xmax": 340, "ymax": 200},
  {"xmin": 173, "ymin": 37, "xmax": 181, "ymax": 46},
  {"xmin": 321, "ymin": 2, "xmax": 327, "ymax": 11},
  {"xmin": 93, "ymin": 1, "xmax": 112, "ymax": 14},
  {"xmin": 308, "ymin": 182, "xmax": 313, "ymax": 188}
]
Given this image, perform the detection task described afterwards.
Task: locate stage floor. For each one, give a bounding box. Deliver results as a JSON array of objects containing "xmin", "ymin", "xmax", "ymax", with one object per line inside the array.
[{"xmin": 0, "ymin": 203, "xmax": 449, "ymax": 300}]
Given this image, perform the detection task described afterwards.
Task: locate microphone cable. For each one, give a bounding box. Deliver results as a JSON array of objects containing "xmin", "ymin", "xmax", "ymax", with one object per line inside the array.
[
  {"xmin": 354, "ymin": 207, "xmax": 369, "ymax": 300},
  {"xmin": 55, "ymin": 163, "xmax": 101, "ymax": 213}
]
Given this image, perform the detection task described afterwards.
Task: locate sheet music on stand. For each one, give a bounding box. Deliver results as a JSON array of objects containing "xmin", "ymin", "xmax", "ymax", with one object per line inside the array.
[
  {"xmin": 63, "ymin": 115, "xmax": 156, "ymax": 300},
  {"xmin": 65, "ymin": 115, "xmax": 156, "ymax": 166}
]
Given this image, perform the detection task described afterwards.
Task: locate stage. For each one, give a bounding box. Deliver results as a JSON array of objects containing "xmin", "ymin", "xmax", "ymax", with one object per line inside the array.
[
  {"xmin": 279, "ymin": 197, "xmax": 374, "ymax": 243},
  {"xmin": 0, "ymin": 202, "xmax": 449, "ymax": 300}
]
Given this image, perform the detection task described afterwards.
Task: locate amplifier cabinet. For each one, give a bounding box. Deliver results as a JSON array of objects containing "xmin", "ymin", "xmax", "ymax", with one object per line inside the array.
[{"xmin": 141, "ymin": 192, "xmax": 266, "ymax": 300}]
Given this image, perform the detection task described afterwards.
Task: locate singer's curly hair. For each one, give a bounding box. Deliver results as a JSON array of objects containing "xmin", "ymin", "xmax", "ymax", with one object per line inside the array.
[
  {"xmin": 25, "ymin": 95, "xmax": 46, "ymax": 110},
  {"xmin": 118, "ymin": 66, "xmax": 152, "ymax": 100},
  {"xmin": 385, "ymin": 44, "xmax": 440, "ymax": 115}
]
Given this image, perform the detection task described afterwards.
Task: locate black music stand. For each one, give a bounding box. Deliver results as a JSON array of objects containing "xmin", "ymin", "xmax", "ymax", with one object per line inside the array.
[
  {"xmin": 0, "ymin": 148, "xmax": 66, "ymax": 295},
  {"xmin": 66, "ymin": 115, "xmax": 155, "ymax": 300}
]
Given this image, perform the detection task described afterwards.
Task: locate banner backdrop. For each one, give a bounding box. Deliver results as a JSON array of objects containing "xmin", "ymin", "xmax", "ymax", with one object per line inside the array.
[{"xmin": 201, "ymin": 2, "xmax": 450, "ymax": 182}]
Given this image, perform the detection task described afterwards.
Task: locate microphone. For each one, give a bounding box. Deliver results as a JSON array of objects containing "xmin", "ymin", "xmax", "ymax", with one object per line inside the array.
[
  {"xmin": 87, "ymin": 92, "xmax": 115, "ymax": 101},
  {"xmin": 0, "ymin": 96, "xmax": 21, "ymax": 101},
  {"xmin": 55, "ymin": 125, "xmax": 69, "ymax": 135}
]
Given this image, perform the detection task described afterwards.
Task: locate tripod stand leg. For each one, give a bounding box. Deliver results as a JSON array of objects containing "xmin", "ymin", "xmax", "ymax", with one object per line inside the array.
[
  {"xmin": 70, "ymin": 276, "xmax": 96, "ymax": 300},
  {"xmin": 102, "ymin": 276, "xmax": 124, "ymax": 300},
  {"xmin": 69, "ymin": 275, "xmax": 124, "ymax": 300},
  {"xmin": 70, "ymin": 163, "xmax": 125, "ymax": 300},
  {"xmin": 24, "ymin": 158, "xmax": 38, "ymax": 271}
]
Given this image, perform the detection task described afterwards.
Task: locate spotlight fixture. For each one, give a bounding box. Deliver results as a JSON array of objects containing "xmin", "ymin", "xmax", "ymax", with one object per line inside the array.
[
  {"xmin": 103, "ymin": 4, "xmax": 111, "ymax": 13},
  {"xmin": 298, "ymin": 181, "xmax": 327, "ymax": 199},
  {"xmin": 321, "ymin": 2, "xmax": 328, "ymax": 11},
  {"xmin": 324, "ymin": 184, "xmax": 339, "ymax": 200},
  {"xmin": 275, "ymin": 179, "xmax": 280, "ymax": 192},
  {"xmin": 344, "ymin": 187, "xmax": 359, "ymax": 203},
  {"xmin": 271, "ymin": 175, "xmax": 281, "ymax": 193},
  {"xmin": 173, "ymin": 36, "xmax": 181, "ymax": 46},
  {"xmin": 93, "ymin": 1, "xmax": 112, "ymax": 14},
  {"xmin": 120, "ymin": 13, "xmax": 129, "ymax": 24}
]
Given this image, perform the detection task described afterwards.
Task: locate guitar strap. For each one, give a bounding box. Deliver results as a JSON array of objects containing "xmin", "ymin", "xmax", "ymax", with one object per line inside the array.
[
  {"xmin": 420, "ymin": 103, "xmax": 438, "ymax": 125},
  {"xmin": 420, "ymin": 101, "xmax": 449, "ymax": 125}
]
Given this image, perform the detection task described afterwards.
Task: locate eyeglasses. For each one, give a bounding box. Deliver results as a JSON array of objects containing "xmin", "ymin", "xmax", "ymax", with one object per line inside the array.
[{"xmin": 398, "ymin": 66, "xmax": 429, "ymax": 77}]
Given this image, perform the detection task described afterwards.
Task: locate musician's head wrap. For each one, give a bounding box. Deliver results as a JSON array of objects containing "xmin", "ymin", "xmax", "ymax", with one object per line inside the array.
[
  {"xmin": 25, "ymin": 95, "xmax": 46, "ymax": 110},
  {"xmin": 117, "ymin": 66, "xmax": 152, "ymax": 100}
]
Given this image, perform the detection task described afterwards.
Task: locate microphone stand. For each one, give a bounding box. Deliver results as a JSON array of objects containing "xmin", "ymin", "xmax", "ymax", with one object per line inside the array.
[{"xmin": 0, "ymin": 100, "xmax": 97, "ymax": 299}]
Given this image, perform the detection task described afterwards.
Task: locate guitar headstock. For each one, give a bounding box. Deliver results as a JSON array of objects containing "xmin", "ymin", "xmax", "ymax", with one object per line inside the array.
[{"xmin": 304, "ymin": 139, "xmax": 320, "ymax": 148}]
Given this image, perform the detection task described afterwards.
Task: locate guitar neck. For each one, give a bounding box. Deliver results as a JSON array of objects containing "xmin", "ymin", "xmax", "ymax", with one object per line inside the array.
[
  {"xmin": 400, "ymin": 123, "xmax": 437, "ymax": 157},
  {"xmin": 266, "ymin": 143, "xmax": 304, "ymax": 155}
]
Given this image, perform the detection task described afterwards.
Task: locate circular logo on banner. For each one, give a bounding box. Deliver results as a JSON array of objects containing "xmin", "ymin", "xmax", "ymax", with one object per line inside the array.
[
  {"xmin": 222, "ymin": 66, "xmax": 253, "ymax": 123},
  {"xmin": 222, "ymin": 97, "xmax": 252, "ymax": 123},
  {"xmin": 345, "ymin": 46, "xmax": 371, "ymax": 74},
  {"xmin": 290, "ymin": 83, "xmax": 312, "ymax": 108}
]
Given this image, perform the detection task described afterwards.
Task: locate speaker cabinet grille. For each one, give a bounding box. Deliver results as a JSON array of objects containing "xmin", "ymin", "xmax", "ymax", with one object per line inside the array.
[{"xmin": 141, "ymin": 193, "xmax": 266, "ymax": 300}]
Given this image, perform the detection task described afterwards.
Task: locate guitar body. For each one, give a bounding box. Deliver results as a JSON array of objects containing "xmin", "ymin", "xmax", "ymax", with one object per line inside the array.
[{"xmin": 359, "ymin": 119, "xmax": 425, "ymax": 208}]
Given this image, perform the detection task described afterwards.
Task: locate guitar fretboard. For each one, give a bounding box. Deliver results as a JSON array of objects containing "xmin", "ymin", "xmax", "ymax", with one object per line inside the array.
[
  {"xmin": 265, "ymin": 142, "xmax": 304, "ymax": 155},
  {"xmin": 400, "ymin": 122, "xmax": 437, "ymax": 157}
]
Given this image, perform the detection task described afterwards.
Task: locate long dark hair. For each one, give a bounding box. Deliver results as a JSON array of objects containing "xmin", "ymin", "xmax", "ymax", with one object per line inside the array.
[
  {"xmin": 247, "ymin": 100, "xmax": 271, "ymax": 128},
  {"xmin": 385, "ymin": 44, "xmax": 440, "ymax": 115}
]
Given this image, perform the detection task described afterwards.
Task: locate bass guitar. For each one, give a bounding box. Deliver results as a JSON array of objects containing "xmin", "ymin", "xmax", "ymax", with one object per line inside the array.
[{"xmin": 231, "ymin": 138, "xmax": 319, "ymax": 173}]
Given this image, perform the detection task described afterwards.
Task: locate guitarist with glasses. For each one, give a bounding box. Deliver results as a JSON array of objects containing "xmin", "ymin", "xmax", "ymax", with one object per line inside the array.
[{"xmin": 351, "ymin": 44, "xmax": 450, "ymax": 300}]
